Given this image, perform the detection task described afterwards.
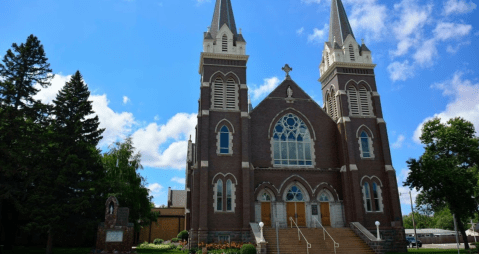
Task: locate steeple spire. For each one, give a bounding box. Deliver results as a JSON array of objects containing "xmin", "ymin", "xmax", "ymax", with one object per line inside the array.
[
  {"xmin": 328, "ymin": 0, "xmax": 355, "ymax": 46},
  {"xmin": 210, "ymin": 0, "xmax": 238, "ymax": 40}
]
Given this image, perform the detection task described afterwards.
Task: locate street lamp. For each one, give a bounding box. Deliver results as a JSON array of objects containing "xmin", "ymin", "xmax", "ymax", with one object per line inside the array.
[
  {"xmin": 375, "ymin": 221, "xmax": 381, "ymax": 240},
  {"xmin": 259, "ymin": 222, "xmax": 265, "ymax": 242}
]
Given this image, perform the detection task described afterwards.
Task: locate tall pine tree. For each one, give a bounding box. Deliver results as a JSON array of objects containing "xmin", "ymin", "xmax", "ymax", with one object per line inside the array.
[
  {"xmin": 24, "ymin": 71, "xmax": 105, "ymax": 254},
  {"xmin": 0, "ymin": 35, "xmax": 53, "ymax": 250}
]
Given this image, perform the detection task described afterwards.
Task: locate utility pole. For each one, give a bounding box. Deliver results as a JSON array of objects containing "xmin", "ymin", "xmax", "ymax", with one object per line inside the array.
[
  {"xmin": 409, "ymin": 191, "xmax": 418, "ymax": 250},
  {"xmin": 468, "ymin": 219, "xmax": 477, "ymax": 243}
]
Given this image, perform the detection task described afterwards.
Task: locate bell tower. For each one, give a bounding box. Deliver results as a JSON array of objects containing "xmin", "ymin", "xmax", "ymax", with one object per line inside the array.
[
  {"xmin": 319, "ymin": 0, "xmax": 403, "ymax": 232},
  {"xmin": 188, "ymin": 0, "xmax": 252, "ymax": 247}
]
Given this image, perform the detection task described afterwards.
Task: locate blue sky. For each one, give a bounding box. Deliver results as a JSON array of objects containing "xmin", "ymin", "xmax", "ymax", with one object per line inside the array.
[{"xmin": 1, "ymin": 0, "xmax": 478, "ymax": 216}]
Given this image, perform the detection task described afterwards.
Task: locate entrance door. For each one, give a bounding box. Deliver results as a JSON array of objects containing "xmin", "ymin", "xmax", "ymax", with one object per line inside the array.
[
  {"xmin": 261, "ymin": 202, "xmax": 271, "ymax": 227},
  {"xmin": 320, "ymin": 202, "xmax": 331, "ymax": 226},
  {"xmin": 286, "ymin": 202, "xmax": 306, "ymax": 227}
]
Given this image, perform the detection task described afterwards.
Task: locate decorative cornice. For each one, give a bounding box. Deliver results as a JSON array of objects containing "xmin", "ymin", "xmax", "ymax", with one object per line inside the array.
[
  {"xmin": 199, "ymin": 52, "xmax": 250, "ymax": 74},
  {"xmin": 319, "ymin": 62, "xmax": 377, "ymax": 83}
]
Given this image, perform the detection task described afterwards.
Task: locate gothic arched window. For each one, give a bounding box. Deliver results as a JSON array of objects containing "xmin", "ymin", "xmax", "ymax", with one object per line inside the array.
[
  {"xmin": 216, "ymin": 179, "xmax": 223, "ymax": 211},
  {"xmin": 262, "ymin": 192, "xmax": 271, "ymax": 201},
  {"xmin": 226, "ymin": 180, "xmax": 232, "ymax": 211},
  {"xmin": 360, "ymin": 131, "xmax": 372, "ymax": 158},
  {"xmin": 319, "ymin": 192, "xmax": 329, "ymax": 202},
  {"xmin": 272, "ymin": 113, "xmax": 313, "ymax": 166},
  {"xmin": 218, "ymin": 125, "xmax": 231, "ymax": 154},
  {"xmin": 363, "ymin": 182, "xmax": 372, "ymax": 212},
  {"xmin": 286, "ymin": 185, "xmax": 304, "ymax": 201},
  {"xmin": 372, "ymin": 183, "xmax": 381, "ymax": 212}
]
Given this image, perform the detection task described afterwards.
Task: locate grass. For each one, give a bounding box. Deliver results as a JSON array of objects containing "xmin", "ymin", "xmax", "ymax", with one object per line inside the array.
[{"xmin": 137, "ymin": 250, "xmax": 186, "ymax": 254}]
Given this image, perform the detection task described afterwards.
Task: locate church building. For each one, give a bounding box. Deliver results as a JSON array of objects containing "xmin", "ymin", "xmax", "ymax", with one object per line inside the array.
[{"xmin": 185, "ymin": 0, "xmax": 405, "ymax": 251}]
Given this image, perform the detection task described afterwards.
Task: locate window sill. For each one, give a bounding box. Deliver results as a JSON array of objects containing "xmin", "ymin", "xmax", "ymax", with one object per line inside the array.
[
  {"xmin": 360, "ymin": 157, "xmax": 375, "ymax": 160},
  {"xmin": 217, "ymin": 153, "xmax": 233, "ymax": 156},
  {"xmin": 214, "ymin": 211, "xmax": 235, "ymax": 214}
]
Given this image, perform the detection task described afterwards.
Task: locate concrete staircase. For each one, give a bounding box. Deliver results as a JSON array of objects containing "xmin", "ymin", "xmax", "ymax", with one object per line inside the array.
[{"xmin": 263, "ymin": 227, "xmax": 375, "ymax": 254}]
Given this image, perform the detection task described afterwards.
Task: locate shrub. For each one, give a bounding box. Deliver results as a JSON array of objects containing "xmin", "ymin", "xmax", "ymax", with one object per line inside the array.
[
  {"xmin": 153, "ymin": 238, "xmax": 164, "ymax": 245},
  {"xmin": 240, "ymin": 244, "xmax": 256, "ymax": 254},
  {"xmin": 178, "ymin": 230, "xmax": 189, "ymax": 241},
  {"xmin": 171, "ymin": 237, "xmax": 179, "ymax": 242}
]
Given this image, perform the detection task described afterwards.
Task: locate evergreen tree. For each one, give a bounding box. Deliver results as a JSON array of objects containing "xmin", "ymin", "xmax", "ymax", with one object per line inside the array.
[
  {"xmin": 404, "ymin": 117, "xmax": 479, "ymax": 250},
  {"xmin": 0, "ymin": 35, "xmax": 53, "ymax": 250},
  {"xmin": 102, "ymin": 137, "xmax": 159, "ymax": 231},
  {"xmin": 24, "ymin": 71, "xmax": 105, "ymax": 254}
]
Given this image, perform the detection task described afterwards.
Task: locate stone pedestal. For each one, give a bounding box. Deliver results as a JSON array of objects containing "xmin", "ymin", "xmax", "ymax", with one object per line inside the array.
[{"xmin": 94, "ymin": 197, "xmax": 134, "ymax": 254}]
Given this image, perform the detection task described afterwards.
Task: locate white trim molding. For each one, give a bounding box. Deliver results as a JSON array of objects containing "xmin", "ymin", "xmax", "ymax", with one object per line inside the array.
[
  {"xmin": 242, "ymin": 162, "xmax": 250, "ymax": 168},
  {"xmin": 202, "ymin": 110, "xmax": 210, "ymax": 116},
  {"xmin": 201, "ymin": 161, "xmax": 208, "ymax": 167},
  {"xmin": 335, "ymin": 90, "xmax": 346, "ymax": 96},
  {"xmin": 241, "ymin": 112, "xmax": 249, "ymax": 118},
  {"xmin": 337, "ymin": 117, "xmax": 351, "ymax": 124},
  {"xmin": 202, "ymin": 82, "xmax": 210, "ymax": 88},
  {"xmin": 372, "ymin": 91, "xmax": 380, "ymax": 97},
  {"xmin": 340, "ymin": 165, "xmax": 347, "ymax": 172},
  {"xmin": 349, "ymin": 164, "xmax": 358, "ymax": 171},
  {"xmin": 377, "ymin": 118, "xmax": 386, "ymax": 124},
  {"xmin": 385, "ymin": 165, "xmax": 395, "ymax": 172},
  {"xmin": 240, "ymin": 84, "xmax": 248, "ymax": 90}
]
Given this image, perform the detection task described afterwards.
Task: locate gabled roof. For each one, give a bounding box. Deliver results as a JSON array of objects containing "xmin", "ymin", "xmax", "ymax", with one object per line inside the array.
[
  {"xmin": 210, "ymin": 0, "xmax": 238, "ymax": 40},
  {"xmin": 328, "ymin": 0, "xmax": 355, "ymax": 46},
  {"xmin": 168, "ymin": 188, "xmax": 187, "ymax": 208}
]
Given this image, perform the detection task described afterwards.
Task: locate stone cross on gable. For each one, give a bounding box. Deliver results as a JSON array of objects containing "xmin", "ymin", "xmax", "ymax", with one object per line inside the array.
[{"xmin": 282, "ymin": 64, "xmax": 293, "ymax": 79}]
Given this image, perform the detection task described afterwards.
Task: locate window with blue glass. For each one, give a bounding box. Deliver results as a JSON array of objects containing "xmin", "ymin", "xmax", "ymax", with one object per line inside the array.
[
  {"xmin": 272, "ymin": 113, "xmax": 312, "ymax": 166},
  {"xmin": 360, "ymin": 131, "xmax": 371, "ymax": 158},
  {"xmin": 219, "ymin": 126, "xmax": 230, "ymax": 154},
  {"xmin": 286, "ymin": 185, "xmax": 304, "ymax": 201}
]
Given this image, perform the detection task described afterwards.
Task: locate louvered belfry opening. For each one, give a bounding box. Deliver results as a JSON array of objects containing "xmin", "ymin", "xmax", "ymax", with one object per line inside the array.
[
  {"xmin": 331, "ymin": 89, "xmax": 338, "ymax": 120},
  {"xmin": 359, "ymin": 85, "xmax": 371, "ymax": 116},
  {"xmin": 222, "ymin": 34, "xmax": 228, "ymax": 52},
  {"xmin": 347, "ymin": 85, "xmax": 360, "ymax": 115},
  {"xmin": 212, "ymin": 77, "xmax": 237, "ymax": 110},
  {"xmin": 349, "ymin": 44, "xmax": 355, "ymax": 61},
  {"xmin": 347, "ymin": 84, "xmax": 373, "ymax": 116}
]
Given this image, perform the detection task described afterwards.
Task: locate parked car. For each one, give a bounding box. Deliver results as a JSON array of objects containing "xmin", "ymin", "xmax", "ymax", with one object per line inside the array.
[{"xmin": 406, "ymin": 237, "xmax": 422, "ymax": 248}]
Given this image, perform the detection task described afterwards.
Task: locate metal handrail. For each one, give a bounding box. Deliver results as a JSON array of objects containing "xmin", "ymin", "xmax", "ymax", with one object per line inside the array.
[
  {"xmin": 350, "ymin": 222, "xmax": 379, "ymax": 241},
  {"xmin": 289, "ymin": 217, "xmax": 312, "ymax": 254},
  {"xmin": 313, "ymin": 217, "xmax": 340, "ymax": 254}
]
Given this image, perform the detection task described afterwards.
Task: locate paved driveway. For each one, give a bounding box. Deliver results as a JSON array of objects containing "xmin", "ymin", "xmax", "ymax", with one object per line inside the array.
[{"xmin": 419, "ymin": 243, "xmax": 476, "ymax": 249}]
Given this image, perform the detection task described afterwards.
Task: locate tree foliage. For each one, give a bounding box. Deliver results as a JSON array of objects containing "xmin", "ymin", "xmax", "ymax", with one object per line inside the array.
[
  {"xmin": 404, "ymin": 117, "xmax": 479, "ymax": 249},
  {"xmin": 102, "ymin": 137, "xmax": 158, "ymax": 231}
]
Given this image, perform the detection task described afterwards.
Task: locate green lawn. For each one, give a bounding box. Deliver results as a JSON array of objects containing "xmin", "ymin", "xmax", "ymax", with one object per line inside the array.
[{"xmin": 137, "ymin": 250, "xmax": 185, "ymax": 254}]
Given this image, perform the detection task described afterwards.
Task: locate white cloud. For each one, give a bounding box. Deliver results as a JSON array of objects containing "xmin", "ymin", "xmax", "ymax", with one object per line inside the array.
[
  {"xmin": 443, "ymin": 0, "xmax": 477, "ymax": 15},
  {"xmin": 413, "ymin": 71, "xmax": 479, "ymax": 143},
  {"xmin": 171, "ymin": 177, "xmax": 186, "ymax": 184},
  {"xmin": 392, "ymin": 135, "xmax": 405, "ymax": 149},
  {"xmin": 387, "ymin": 60, "xmax": 415, "ymax": 82},
  {"xmin": 33, "ymin": 73, "xmax": 71, "ymax": 104},
  {"xmin": 132, "ymin": 113, "xmax": 197, "ymax": 169},
  {"xmin": 249, "ymin": 77, "xmax": 281, "ymax": 102},
  {"xmin": 296, "ymin": 27, "xmax": 305, "ymax": 36},
  {"xmin": 433, "ymin": 22, "xmax": 473, "ymax": 41},
  {"xmin": 345, "ymin": 0, "xmax": 388, "ymax": 40},
  {"xmin": 413, "ymin": 38, "xmax": 437, "ymax": 67},
  {"xmin": 196, "ymin": 0, "xmax": 211, "ymax": 5},
  {"xmin": 446, "ymin": 41, "xmax": 471, "ymax": 54},
  {"xmin": 301, "ymin": 0, "xmax": 321, "ymax": 4},
  {"xmin": 307, "ymin": 24, "xmax": 329, "ymax": 44},
  {"xmin": 154, "ymin": 115, "xmax": 160, "ymax": 121},
  {"xmin": 123, "ymin": 96, "xmax": 130, "ymax": 104},
  {"xmin": 148, "ymin": 183, "xmax": 163, "ymax": 193},
  {"xmin": 33, "ymin": 73, "xmax": 136, "ymax": 148},
  {"xmin": 91, "ymin": 94, "xmax": 136, "ymax": 147}
]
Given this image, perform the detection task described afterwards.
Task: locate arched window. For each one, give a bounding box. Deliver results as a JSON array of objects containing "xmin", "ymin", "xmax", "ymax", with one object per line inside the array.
[
  {"xmin": 272, "ymin": 113, "xmax": 313, "ymax": 166},
  {"xmin": 286, "ymin": 185, "xmax": 304, "ymax": 201},
  {"xmin": 222, "ymin": 34, "xmax": 228, "ymax": 52},
  {"xmin": 372, "ymin": 183, "xmax": 381, "ymax": 212},
  {"xmin": 216, "ymin": 179, "xmax": 223, "ymax": 211},
  {"xmin": 360, "ymin": 131, "xmax": 372, "ymax": 158},
  {"xmin": 262, "ymin": 192, "xmax": 271, "ymax": 201},
  {"xmin": 347, "ymin": 85, "xmax": 360, "ymax": 116},
  {"xmin": 319, "ymin": 192, "xmax": 329, "ymax": 202},
  {"xmin": 331, "ymin": 88, "xmax": 338, "ymax": 120},
  {"xmin": 349, "ymin": 44, "xmax": 355, "ymax": 61},
  {"xmin": 359, "ymin": 85, "xmax": 372, "ymax": 116},
  {"xmin": 226, "ymin": 180, "xmax": 232, "ymax": 211},
  {"xmin": 363, "ymin": 182, "xmax": 372, "ymax": 212},
  {"xmin": 212, "ymin": 77, "xmax": 238, "ymax": 110},
  {"xmin": 219, "ymin": 126, "xmax": 231, "ymax": 154},
  {"xmin": 212, "ymin": 77, "xmax": 224, "ymax": 109}
]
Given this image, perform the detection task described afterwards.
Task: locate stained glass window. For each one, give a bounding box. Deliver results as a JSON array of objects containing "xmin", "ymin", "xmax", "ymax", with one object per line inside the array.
[
  {"xmin": 273, "ymin": 113, "xmax": 312, "ymax": 166},
  {"xmin": 286, "ymin": 185, "xmax": 304, "ymax": 201},
  {"xmin": 226, "ymin": 180, "xmax": 232, "ymax": 211},
  {"xmin": 220, "ymin": 126, "xmax": 230, "ymax": 154},
  {"xmin": 319, "ymin": 192, "xmax": 329, "ymax": 202},
  {"xmin": 360, "ymin": 131, "xmax": 371, "ymax": 158},
  {"xmin": 217, "ymin": 179, "xmax": 223, "ymax": 211},
  {"xmin": 363, "ymin": 182, "xmax": 372, "ymax": 212},
  {"xmin": 262, "ymin": 193, "xmax": 271, "ymax": 201}
]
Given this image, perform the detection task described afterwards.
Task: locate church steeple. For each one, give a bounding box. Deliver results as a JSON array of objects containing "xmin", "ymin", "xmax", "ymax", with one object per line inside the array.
[
  {"xmin": 210, "ymin": 0, "xmax": 238, "ymax": 40},
  {"xmin": 203, "ymin": 0, "xmax": 246, "ymax": 55},
  {"xmin": 328, "ymin": 0, "xmax": 355, "ymax": 46}
]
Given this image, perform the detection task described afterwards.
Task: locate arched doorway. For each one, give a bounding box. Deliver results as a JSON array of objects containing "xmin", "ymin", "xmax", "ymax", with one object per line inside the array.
[
  {"xmin": 260, "ymin": 192, "xmax": 272, "ymax": 227},
  {"xmin": 285, "ymin": 185, "xmax": 306, "ymax": 227},
  {"xmin": 318, "ymin": 190, "xmax": 333, "ymax": 226}
]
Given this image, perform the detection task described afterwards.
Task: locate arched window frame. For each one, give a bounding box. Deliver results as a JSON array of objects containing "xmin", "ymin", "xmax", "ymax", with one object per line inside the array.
[
  {"xmin": 211, "ymin": 76, "xmax": 238, "ymax": 110},
  {"xmin": 271, "ymin": 113, "xmax": 314, "ymax": 167},
  {"xmin": 347, "ymin": 83, "xmax": 374, "ymax": 117},
  {"xmin": 216, "ymin": 125, "xmax": 233, "ymax": 155},
  {"xmin": 215, "ymin": 179, "xmax": 223, "ymax": 211},
  {"xmin": 357, "ymin": 127, "xmax": 375, "ymax": 159},
  {"xmin": 212, "ymin": 174, "xmax": 237, "ymax": 213},
  {"xmin": 285, "ymin": 185, "xmax": 305, "ymax": 202},
  {"xmin": 361, "ymin": 177, "xmax": 384, "ymax": 213},
  {"xmin": 318, "ymin": 189, "xmax": 334, "ymax": 202}
]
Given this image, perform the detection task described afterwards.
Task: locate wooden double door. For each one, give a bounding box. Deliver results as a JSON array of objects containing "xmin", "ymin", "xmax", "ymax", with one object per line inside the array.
[
  {"xmin": 320, "ymin": 202, "xmax": 331, "ymax": 226},
  {"xmin": 286, "ymin": 202, "xmax": 306, "ymax": 227},
  {"xmin": 261, "ymin": 202, "xmax": 272, "ymax": 227}
]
